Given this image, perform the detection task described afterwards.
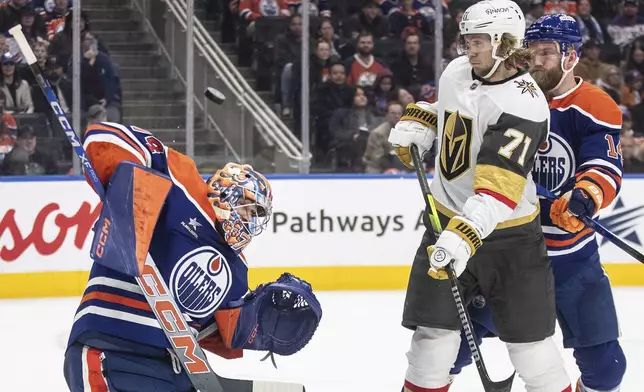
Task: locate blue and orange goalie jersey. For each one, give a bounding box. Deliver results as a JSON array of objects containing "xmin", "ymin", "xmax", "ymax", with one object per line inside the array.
[
  {"xmin": 533, "ymin": 78, "xmax": 623, "ymax": 260},
  {"xmin": 68, "ymin": 122, "xmax": 249, "ymax": 352}
]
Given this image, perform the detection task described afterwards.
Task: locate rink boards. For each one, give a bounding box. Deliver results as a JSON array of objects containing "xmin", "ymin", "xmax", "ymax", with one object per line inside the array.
[{"xmin": 1, "ymin": 174, "xmax": 643, "ymax": 298}]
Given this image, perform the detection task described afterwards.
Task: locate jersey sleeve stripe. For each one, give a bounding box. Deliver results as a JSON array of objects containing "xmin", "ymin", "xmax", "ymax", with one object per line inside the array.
[
  {"xmin": 547, "ymin": 233, "xmax": 596, "ymax": 256},
  {"xmin": 130, "ymin": 125, "xmax": 152, "ymax": 135},
  {"xmin": 541, "ymin": 225, "xmax": 570, "ymax": 235},
  {"xmin": 81, "ymin": 291, "xmax": 152, "ymax": 312},
  {"xmin": 85, "ymin": 124, "xmax": 148, "ymax": 164},
  {"xmin": 86, "ymin": 277, "xmax": 141, "ymax": 293},
  {"xmin": 545, "ymin": 227, "xmax": 594, "ymax": 248},
  {"xmin": 578, "ymin": 158, "xmax": 622, "ymax": 177},
  {"xmin": 73, "ymin": 305, "xmax": 161, "ymax": 329},
  {"xmin": 586, "ymin": 166, "xmax": 622, "ymax": 189},
  {"xmin": 105, "ymin": 122, "xmax": 153, "ymax": 167},
  {"xmin": 83, "ymin": 133, "xmax": 146, "ymax": 165},
  {"xmin": 584, "ymin": 168, "xmax": 618, "ymax": 192},
  {"xmin": 473, "ymin": 164, "xmax": 526, "ymax": 208},
  {"xmin": 475, "ymin": 188, "xmax": 517, "ymax": 209},
  {"xmin": 555, "ymin": 105, "xmax": 622, "ymax": 129}
]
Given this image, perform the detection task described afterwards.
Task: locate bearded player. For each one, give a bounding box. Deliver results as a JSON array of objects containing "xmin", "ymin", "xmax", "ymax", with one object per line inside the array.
[
  {"xmin": 450, "ymin": 14, "xmax": 626, "ymax": 392},
  {"xmin": 388, "ymin": 1, "xmax": 572, "ymax": 391},
  {"xmin": 63, "ymin": 122, "xmax": 322, "ymax": 391}
]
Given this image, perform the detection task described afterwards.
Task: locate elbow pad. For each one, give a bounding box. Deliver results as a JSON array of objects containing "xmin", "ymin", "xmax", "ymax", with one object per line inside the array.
[{"xmin": 461, "ymin": 193, "xmax": 515, "ymax": 239}]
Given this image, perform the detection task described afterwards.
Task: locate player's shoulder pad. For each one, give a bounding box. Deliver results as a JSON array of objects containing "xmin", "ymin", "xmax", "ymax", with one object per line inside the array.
[
  {"xmin": 84, "ymin": 122, "xmax": 167, "ymax": 166},
  {"xmin": 551, "ymin": 80, "xmax": 622, "ymax": 129},
  {"xmin": 441, "ymin": 56, "xmax": 472, "ymax": 82},
  {"xmin": 488, "ymin": 72, "xmax": 550, "ymax": 124}
]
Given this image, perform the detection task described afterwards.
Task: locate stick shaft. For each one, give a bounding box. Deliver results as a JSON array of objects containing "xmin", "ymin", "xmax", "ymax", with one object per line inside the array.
[{"xmin": 409, "ymin": 145, "xmax": 513, "ymax": 391}]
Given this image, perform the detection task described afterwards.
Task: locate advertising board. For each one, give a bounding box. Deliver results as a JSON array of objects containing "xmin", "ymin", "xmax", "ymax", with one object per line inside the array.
[{"xmin": 1, "ymin": 175, "xmax": 643, "ymax": 298}]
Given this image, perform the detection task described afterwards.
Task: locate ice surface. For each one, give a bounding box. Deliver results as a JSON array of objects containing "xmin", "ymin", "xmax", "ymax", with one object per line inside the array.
[{"xmin": 1, "ymin": 289, "xmax": 642, "ymax": 391}]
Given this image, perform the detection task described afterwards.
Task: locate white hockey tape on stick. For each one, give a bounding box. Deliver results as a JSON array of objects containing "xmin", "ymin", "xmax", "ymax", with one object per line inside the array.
[{"xmin": 8, "ymin": 25, "xmax": 37, "ymax": 65}]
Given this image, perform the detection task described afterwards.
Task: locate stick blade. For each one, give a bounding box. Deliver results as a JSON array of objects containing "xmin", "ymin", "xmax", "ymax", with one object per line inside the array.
[
  {"xmin": 217, "ymin": 376, "xmax": 305, "ymax": 392},
  {"xmin": 483, "ymin": 371, "xmax": 514, "ymax": 392}
]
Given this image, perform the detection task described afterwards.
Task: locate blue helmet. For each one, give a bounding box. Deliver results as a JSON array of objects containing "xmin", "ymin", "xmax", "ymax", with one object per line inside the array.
[{"xmin": 524, "ymin": 14, "xmax": 582, "ymax": 54}]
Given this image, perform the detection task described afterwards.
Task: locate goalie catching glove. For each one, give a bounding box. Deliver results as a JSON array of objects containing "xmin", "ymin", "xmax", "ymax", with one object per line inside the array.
[
  {"xmin": 200, "ymin": 273, "xmax": 322, "ymax": 363},
  {"xmin": 388, "ymin": 102, "xmax": 438, "ymax": 168},
  {"xmin": 427, "ymin": 217, "xmax": 483, "ymax": 279}
]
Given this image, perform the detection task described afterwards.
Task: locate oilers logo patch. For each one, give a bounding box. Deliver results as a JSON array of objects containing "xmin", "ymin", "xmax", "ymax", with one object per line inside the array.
[
  {"xmin": 170, "ymin": 246, "xmax": 232, "ymax": 318},
  {"xmin": 533, "ymin": 133, "xmax": 576, "ymax": 193}
]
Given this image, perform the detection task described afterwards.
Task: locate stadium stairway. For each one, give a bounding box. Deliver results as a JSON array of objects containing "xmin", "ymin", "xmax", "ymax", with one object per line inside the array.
[
  {"xmin": 192, "ymin": 6, "xmax": 290, "ymax": 127},
  {"xmin": 84, "ymin": 0, "xmax": 226, "ymax": 169}
]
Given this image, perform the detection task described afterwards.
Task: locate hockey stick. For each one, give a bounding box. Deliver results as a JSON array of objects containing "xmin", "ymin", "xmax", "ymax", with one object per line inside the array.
[
  {"xmin": 409, "ymin": 144, "xmax": 514, "ymax": 392},
  {"xmin": 8, "ymin": 25, "xmax": 304, "ymax": 392},
  {"xmin": 536, "ymin": 183, "xmax": 644, "ymax": 264}
]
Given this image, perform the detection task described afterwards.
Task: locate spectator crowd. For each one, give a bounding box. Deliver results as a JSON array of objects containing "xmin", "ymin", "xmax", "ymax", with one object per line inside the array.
[
  {"xmin": 0, "ymin": 0, "xmax": 121, "ymax": 176},
  {"xmin": 3, "ymin": 0, "xmax": 644, "ymax": 176},
  {"xmin": 206, "ymin": 0, "xmax": 644, "ymax": 174}
]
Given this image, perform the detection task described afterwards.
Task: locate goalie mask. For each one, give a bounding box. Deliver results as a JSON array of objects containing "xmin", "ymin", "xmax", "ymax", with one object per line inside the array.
[{"xmin": 207, "ymin": 163, "xmax": 273, "ymax": 254}]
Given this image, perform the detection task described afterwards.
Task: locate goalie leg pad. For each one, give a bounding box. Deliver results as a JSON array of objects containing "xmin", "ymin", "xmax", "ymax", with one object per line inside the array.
[
  {"xmin": 215, "ymin": 273, "xmax": 322, "ymax": 356},
  {"xmin": 507, "ymin": 338, "xmax": 571, "ymax": 392},
  {"xmin": 405, "ymin": 326, "xmax": 460, "ymax": 389}
]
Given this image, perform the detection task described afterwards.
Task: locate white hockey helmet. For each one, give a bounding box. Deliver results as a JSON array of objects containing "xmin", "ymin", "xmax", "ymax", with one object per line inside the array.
[{"xmin": 459, "ymin": 0, "xmax": 526, "ymax": 78}]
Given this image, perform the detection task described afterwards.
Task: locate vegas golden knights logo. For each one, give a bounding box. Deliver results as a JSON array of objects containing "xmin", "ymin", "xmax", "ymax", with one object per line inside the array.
[{"xmin": 440, "ymin": 110, "xmax": 473, "ymax": 181}]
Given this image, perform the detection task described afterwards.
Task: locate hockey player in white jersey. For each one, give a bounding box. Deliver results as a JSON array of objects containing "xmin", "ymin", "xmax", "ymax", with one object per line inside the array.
[
  {"xmin": 450, "ymin": 14, "xmax": 627, "ymax": 392},
  {"xmin": 389, "ymin": 1, "xmax": 572, "ymax": 391}
]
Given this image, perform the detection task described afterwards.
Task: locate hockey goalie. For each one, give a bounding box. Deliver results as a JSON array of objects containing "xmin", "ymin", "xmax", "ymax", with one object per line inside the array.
[{"xmin": 63, "ymin": 121, "xmax": 322, "ymax": 392}]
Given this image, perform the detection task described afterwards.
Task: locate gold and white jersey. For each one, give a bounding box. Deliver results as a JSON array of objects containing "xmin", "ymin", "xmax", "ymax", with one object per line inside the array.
[{"xmin": 430, "ymin": 56, "xmax": 550, "ymax": 235}]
